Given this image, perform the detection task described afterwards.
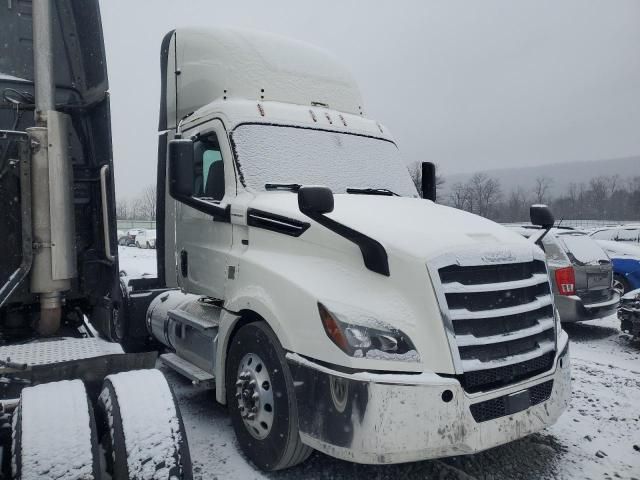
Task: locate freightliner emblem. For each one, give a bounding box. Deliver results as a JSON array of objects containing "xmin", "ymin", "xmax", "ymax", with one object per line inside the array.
[{"xmin": 481, "ymin": 249, "xmax": 517, "ymax": 264}]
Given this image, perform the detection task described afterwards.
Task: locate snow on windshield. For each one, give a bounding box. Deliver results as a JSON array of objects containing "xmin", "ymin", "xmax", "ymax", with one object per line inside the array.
[
  {"xmin": 557, "ymin": 233, "xmax": 608, "ymax": 265},
  {"xmin": 231, "ymin": 124, "xmax": 419, "ymax": 196}
]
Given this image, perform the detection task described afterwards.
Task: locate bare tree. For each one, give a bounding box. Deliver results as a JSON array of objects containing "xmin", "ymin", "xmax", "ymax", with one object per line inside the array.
[
  {"xmin": 116, "ymin": 198, "xmax": 130, "ymax": 220},
  {"xmin": 466, "ymin": 173, "xmax": 502, "ymax": 217},
  {"xmin": 605, "ymin": 174, "xmax": 620, "ymax": 197},
  {"xmin": 449, "ymin": 182, "xmax": 470, "ymax": 210},
  {"xmin": 532, "ymin": 176, "xmax": 553, "ymax": 204},
  {"xmin": 504, "ymin": 187, "xmax": 529, "ymax": 222},
  {"xmin": 139, "ymin": 185, "xmax": 157, "ymax": 220}
]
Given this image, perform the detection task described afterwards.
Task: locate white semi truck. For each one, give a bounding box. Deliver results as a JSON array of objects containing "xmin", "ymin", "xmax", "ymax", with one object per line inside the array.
[{"xmin": 144, "ymin": 27, "xmax": 572, "ymax": 470}]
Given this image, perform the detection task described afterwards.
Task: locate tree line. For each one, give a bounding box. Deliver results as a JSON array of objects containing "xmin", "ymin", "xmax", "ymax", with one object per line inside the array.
[
  {"xmin": 443, "ymin": 173, "xmax": 640, "ymax": 222},
  {"xmin": 116, "ymin": 185, "xmax": 156, "ymax": 220}
]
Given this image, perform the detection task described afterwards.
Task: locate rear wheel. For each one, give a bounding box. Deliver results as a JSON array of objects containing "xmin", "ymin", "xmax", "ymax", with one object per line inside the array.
[
  {"xmin": 96, "ymin": 369, "xmax": 192, "ymax": 479},
  {"xmin": 226, "ymin": 322, "xmax": 312, "ymax": 471},
  {"xmin": 13, "ymin": 380, "xmax": 100, "ymax": 479},
  {"xmin": 146, "ymin": 241, "xmax": 151, "ymax": 249},
  {"xmin": 613, "ymin": 274, "xmax": 630, "ymax": 296},
  {"xmin": 135, "ymin": 241, "xmax": 141, "ymax": 248}
]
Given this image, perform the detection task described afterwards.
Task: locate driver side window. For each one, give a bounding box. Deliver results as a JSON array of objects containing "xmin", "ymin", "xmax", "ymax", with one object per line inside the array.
[{"xmin": 193, "ymin": 133, "xmax": 225, "ymax": 202}]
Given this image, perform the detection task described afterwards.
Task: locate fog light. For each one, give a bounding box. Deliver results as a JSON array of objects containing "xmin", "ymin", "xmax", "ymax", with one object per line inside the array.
[{"xmin": 441, "ymin": 390, "xmax": 453, "ymax": 403}]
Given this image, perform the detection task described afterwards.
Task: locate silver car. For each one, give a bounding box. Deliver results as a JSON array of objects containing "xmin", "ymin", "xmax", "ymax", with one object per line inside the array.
[{"xmin": 512, "ymin": 226, "xmax": 620, "ymax": 323}]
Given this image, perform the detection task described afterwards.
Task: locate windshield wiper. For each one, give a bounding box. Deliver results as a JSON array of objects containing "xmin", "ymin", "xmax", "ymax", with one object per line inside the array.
[
  {"xmin": 265, "ymin": 183, "xmax": 301, "ymax": 192},
  {"xmin": 346, "ymin": 187, "xmax": 399, "ymax": 197}
]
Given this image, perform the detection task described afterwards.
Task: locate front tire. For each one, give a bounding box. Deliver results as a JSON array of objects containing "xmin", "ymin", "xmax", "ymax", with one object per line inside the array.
[{"xmin": 226, "ymin": 322, "xmax": 311, "ymax": 471}]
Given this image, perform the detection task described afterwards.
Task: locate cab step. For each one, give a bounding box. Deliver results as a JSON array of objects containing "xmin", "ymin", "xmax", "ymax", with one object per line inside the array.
[{"xmin": 160, "ymin": 352, "xmax": 215, "ymax": 387}]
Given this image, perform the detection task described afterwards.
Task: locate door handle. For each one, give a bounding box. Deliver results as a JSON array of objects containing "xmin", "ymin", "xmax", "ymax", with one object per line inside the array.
[
  {"xmin": 100, "ymin": 165, "xmax": 115, "ymax": 262},
  {"xmin": 180, "ymin": 249, "xmax": 188, "ymax": 278}
]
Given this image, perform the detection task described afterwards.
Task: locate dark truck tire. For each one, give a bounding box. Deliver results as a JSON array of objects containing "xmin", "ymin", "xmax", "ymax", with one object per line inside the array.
[
  {"xmin": 613, "ymin": 274, "xmax": 630, "ymax": 296},
  {"xmin": 97, "ymin": 369, "xmax": 192, "ymax": 480},
  {"xmin": 12, "ymin": 380, "xmax": 100, "ymax": 479},
  {"xmin": 226, "ymin": 322, "xmax": 312, "ymax": 471}
]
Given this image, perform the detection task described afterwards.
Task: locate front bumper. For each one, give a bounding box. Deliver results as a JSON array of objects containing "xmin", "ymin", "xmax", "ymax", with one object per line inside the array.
[
  {"xmin": 287, "ymin": 342, "xmax": 570, "ymax": 465},
  {"xmin": 556, "ymin": 292, "xmax": 619, "ymax": 323}
]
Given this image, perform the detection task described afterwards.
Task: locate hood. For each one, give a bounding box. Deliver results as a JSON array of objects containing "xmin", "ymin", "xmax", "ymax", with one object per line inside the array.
[{"xmin": 247, "ymin": 192, "xmax": 533, "ymax": 261}]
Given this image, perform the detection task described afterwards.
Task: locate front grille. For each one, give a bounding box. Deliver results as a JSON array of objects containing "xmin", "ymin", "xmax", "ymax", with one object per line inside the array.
[
  {"xmin": 439, "ymin": 261, "xmax": 546, "ymax": 285},
  {"xmin": 460, "ymin": 351, "xmax": 555, "ymax": 393},
  {"xmin": 434, "ymin": 254, "xmax": 556, "ymax": 393},
  {"xmin": 453, "ymin": 306, "xmax": 553, "ymax": 337},
  {"xmin": 469, "ymin": 380, "xmax": 554, "ymax": 423},
  {"xmin": 446, "ymin": 282, "xmax": 550, "ymax": 311}
]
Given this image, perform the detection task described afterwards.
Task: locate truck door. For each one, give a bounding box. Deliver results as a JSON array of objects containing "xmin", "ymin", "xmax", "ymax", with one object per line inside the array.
[{"xmin": 175, "ymin": 120, "xmax": 234, "ymax": 299}]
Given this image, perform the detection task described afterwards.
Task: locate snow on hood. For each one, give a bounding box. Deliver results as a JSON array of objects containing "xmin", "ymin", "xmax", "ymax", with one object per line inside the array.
[{"xmin": 247, "ymin": 192, "xmax": 534, "ymax": 261}]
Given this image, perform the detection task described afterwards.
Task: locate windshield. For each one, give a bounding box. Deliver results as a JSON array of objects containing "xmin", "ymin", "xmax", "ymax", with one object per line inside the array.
[{"xmin": 231, "ymin": 124, "xmax": 419, "ymax": 197}]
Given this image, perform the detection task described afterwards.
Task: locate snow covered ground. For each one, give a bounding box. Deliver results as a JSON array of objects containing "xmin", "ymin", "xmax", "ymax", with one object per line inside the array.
[{"xmin": 119, "ymin": 247, "xmax": 640, "ymax": 480}]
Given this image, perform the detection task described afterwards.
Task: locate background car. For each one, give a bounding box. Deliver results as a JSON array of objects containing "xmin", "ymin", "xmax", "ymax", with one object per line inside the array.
[
  {"xmin": 618, "ymin": 288, "xmax": 640, "ymax": 339},
  {"xmin": 594, "ymin": 240, "xmax": 640, "ymax": 295},
  {"xmin": 135, "ymin": 229, "xmax": 156, "ymax": 249},
  {"xmin": 118, "ymin": 228, "xmax": 145, "ymax": 246},
  {"xmin": 589, "ymin": 225, "xmax": 640, "ymax": 245},
  {"xmin": 510, "ymin": 226, "xmax": 619, "ymax": 323}
]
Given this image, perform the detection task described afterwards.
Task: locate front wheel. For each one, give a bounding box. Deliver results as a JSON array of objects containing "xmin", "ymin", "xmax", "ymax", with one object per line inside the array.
[{"xmin": 226, "ymin": 322, "xmax": 312, "ymax": 471}]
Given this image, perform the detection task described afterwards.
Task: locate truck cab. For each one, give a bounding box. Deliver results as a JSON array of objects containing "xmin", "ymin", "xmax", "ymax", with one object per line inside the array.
[{"xmin": 150, "ymin": 27, "xmax": 571, "ymax": 470}]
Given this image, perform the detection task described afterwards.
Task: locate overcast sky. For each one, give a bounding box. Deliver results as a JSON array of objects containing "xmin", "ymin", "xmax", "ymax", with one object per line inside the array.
[{"xmin": 100, "ymin": 0, "xmax": 640, "ymax": 199}]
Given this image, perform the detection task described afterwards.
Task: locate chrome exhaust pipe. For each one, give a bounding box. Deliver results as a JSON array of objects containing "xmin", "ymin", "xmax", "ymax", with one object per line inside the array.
[{"xmin": 29, "ymin": 0, "xmax": 77, "ymax": 335}]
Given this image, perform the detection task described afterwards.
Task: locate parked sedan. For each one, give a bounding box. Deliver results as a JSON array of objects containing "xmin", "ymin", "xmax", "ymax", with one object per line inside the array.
[
  {"xmin": 511, "ymin": 226, "xmax": 620, "ymax": 323},
  {"xmin": 118, "ymin": 228, "xmax": 144, "ymax": 246},
  {"xmin": 590, "ymin": 225, "xmax": 640, "ymax": 245},
  {"xmin": 594, "ymin": 240, "xmax": 640, "ymax": 295},
  {"xmin": 135, "ymin": 229, "xmax": 156, "ymax": 249}
]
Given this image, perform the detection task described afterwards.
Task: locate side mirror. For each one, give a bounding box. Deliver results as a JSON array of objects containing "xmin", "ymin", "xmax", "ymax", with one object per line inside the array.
[
  {"xmin": 530, "ymin": 204, "xmax": 555, "ymax": 229},
  {"xmin": 168, "ymin": 139, "xmax": 194, "ymax": 199},
  {"xmin": 298, "ymin": 186, "xmax": 334, "ymax": 215},
  {"xmin": 421, "ymin": 162, "xmax": 436, "ymax": 202}
]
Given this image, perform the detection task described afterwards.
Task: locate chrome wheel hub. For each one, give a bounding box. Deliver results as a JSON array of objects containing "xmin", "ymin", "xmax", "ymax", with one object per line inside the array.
[{"xmin": 235, "ymin": 353, "xmax": 274, "ymax": 439}]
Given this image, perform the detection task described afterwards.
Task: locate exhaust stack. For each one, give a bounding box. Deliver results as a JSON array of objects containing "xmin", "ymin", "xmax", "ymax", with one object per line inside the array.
[{"xmin": 29, "ymin": 0, "xmax": 77, "ymax": 335}]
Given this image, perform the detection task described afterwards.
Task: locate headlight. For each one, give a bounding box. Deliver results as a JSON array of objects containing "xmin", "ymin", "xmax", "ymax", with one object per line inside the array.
[{"xmin": 317, "ymin": 303, "xmax": 419, "ymax": 362}]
